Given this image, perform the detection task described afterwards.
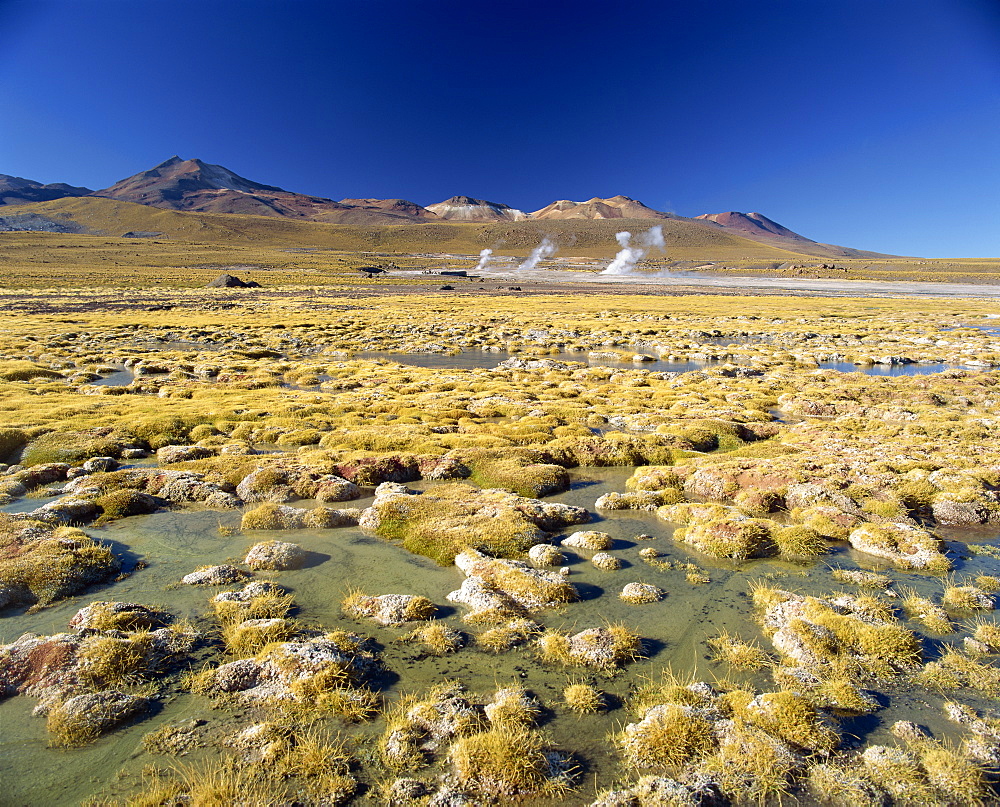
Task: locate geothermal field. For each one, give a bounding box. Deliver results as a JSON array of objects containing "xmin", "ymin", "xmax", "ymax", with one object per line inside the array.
[{"xmin": 2, "ymin": 253, "xmax": 1000, "ymax": 807}]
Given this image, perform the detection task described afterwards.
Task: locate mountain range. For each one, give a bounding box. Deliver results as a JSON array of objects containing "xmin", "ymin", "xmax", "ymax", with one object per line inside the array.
[{"xmin": 0, "ymin": 156, "xmax": 881, "ymax": 258}]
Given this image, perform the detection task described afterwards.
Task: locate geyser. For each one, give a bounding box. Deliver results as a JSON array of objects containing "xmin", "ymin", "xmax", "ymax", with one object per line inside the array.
[
  {"xmin": 519, "ymin": 237, "xmax": 557, "ymax": 270},
  {"xmin": 600, "ymin": 225, "xmax": 665, "ymax": 275}
]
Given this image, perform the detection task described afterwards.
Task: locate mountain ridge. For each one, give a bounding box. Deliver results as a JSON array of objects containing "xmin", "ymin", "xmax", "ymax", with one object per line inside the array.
[
  {"xmin": 0, "ymin": 173, "xmax": 93, "ymax": 206},
  {"xmin": 0, "ymin": 157, "xmax": 883, "ymax": 257}
]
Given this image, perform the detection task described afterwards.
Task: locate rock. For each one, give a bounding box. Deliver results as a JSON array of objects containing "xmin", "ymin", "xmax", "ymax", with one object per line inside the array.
[
  {"xmin": 313, "ymin": 474, "xmax": 361, "ymax": 502},
  {"xmin": 157, "ymin": 445, "xmax": 216, "ymax": 464},
  {"xmin": 675, "ymin": 512, "xmax": 776, "ymax": 560},
  {"xmin": 528, "ymin": 544, "xmax": 563, "ymax": 565},
  {"xmin": 760, "ymin": 589, "xmax": 921, "ymax": 673},
  {"xmin": 344, "ymin": 593, "xmax": 436, "ymax": 626},
  {"xmin": 211, "ymin": 581, "xmax": 285, "ymax": 608},
  {"xmin": 890, "ymin": 720, "xmax": 930, "ymax": 743},
  {"xmin": 69, "ymin": 602, "xmax": 170, "ymax": 633},
  {"xmin": 198, "ymin": 634, "xmax": 378, "ymax": 703},
  {"xmin": 932, "ymin": 499, "xmax": 991, "ymax": 526},
  {"xmin": 484, "ymin": 685, "xmax": 540, "ymax": 725},
  {"xmin": 515, "ymin": 499, "xmax": 589, "ymax": 532},
  {"xmin": 591, "ymin": 552, "xmax": 623, "ymax": 571},
  {"xmin": 359, "ymin": 483, "xmax": 588, "ymax": 565},
  {"xmin": 147, "ymin": 470, "xmax": 240, "ymax": 508},
  {"xmin": 0, "ymin": 632, "xmax": 82, "ymax": 699},
  {"xmin": 48, "ymin": 690, "xmax": 149, "ymax": 745},
  {"xmin": 334, "ymin": 455, "xmax": 421, "ymax": 486},
  {"xmin": 418, "ymin": 456, "xmax": 471, "ymax": 481},
  {"xmin": 181, "ymin": 564, "xmax": 251, "ymax": 586},
  {"xmin": 82, "ymin": 457, "xmax": 118, "ymax": 473},
  {"xmin": 218, "ymin": 442, "xmax": 255, "ymax": 455},
  {"xmin": 14, "ymin": 463, "xmax": 70, "ymax": 487},
  {"xmin": 211, "ymin": 658, "xmax": 263, "ymax": 692},
  {"xmin": 244, "ymin": 541, "xmax": 307, "ymax": 571},
  {"xmin": 595, "ymin": 490, "xmax": 680, "ymax": 511},
  {"xmin": 592, "ymin": 776, "xmax": 712, "ymax": 807},
  {"xmin": 495, "ymin": 357, "xmax": 574, "ymax": 371},
  {"xmin": 448, "ymin": 549, "xmax": 577, "ymax": 620},
  {"xmin": 848, "ymin": 522, "xmax": 949, "ymax": 571},
  {"xmin": 206, "ymin": 273, "xmax": 261, "ymax": 288},
  {"xmin": 619, "ymin": 583, "xmax": 664, "ymax": 604},
  {"xmin": 563, "ymin": 626, "xmax": 642, "ymax": 669},
  {"xmin": 236, "ymin": 467, "xmax": 296, "ymax": 503},
  {"xmin": 241, "ymin": 503, "xmax": 359, "ymax": 530},
  {"xmin": 385, "ymin": 778, "xmax": 431, "ymax": 804},
  {"xmin": 24, "ymin": 496, "xmax": 101, "ymax": 524},
  {"xmin": 561, "ymin": 531, "xmax": 612, "ymax": 551},
  {"xmin": 772, "ymin": 619, "xmax": 839, "ymax": 666},
  {"xmin": 785, "ymin": 483, "xmax": 851, "ymax": 511},
  {"xmin": 965, "ymin": 637, "xmax": 992, "ymax": 654}
]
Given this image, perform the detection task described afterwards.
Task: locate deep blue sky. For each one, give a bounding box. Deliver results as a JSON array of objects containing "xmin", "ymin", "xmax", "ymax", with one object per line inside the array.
[{"xmin": 2, "ymin": 0, "xmax": 999, "ymax": 257}]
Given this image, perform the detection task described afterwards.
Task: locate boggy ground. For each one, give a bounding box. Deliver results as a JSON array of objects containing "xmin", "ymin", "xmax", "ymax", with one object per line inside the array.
[{"xmin": 2, "ymin": 289, "xmax": 1000, "ymax": 805}]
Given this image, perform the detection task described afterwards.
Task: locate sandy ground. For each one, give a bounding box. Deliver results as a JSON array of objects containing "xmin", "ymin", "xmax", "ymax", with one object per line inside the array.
[
  {"xmin": 5, "ymin": 269, "xmax": 1000, "ymax": 315},
  {"xmin": 478, "ymin": 268, "xmax": 1000, "ymax": 299}
]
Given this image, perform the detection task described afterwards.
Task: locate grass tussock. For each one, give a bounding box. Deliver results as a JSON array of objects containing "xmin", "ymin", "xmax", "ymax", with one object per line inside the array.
[
  {"xmin": 0, "ymin": 516, "xmax": 121, "ymax": 609},
  {"xmin": 562, "ymin": 681, "xmax": 605, "ymax": 714},
  {"xmin": 449, "ymin": 724, "xmax": 574, "ymax": 799},
  {"xmin": 707, "ymin": 629, "xmax": 773, "ymax": 670}
]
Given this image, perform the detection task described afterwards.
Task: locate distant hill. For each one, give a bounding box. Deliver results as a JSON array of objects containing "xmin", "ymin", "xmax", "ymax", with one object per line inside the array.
[
  {"xmin": 695, "ymin": 211, "xmax": 886, "ymax": 259},
  {"xmin": 338, "ymin": 198, "xmax": 438, "ymax": 222},
  {"xmin": 0, "ymin": 174, "xmax": 93, "ymax": 206},
  {"xmin": 532, "ymin": 195, "xmax": 672, "ymax": 221},
  {"xmin": 4, "ymin": 197, "xmax": 836, "ymax": 266},
  {"xmin": 425, "ymin": 196, "xmax": 528, "ymax": 222},
  {"xmin": 91, "ymin": 156, "xmax": 435, "ymax": 225},
  {"xmin": 0, "ymin": 156, "xmax": 889, "ymax": 257},
  {"xmin": 697, "ymin": 211, "xmax": 803, "ymax": 239}
]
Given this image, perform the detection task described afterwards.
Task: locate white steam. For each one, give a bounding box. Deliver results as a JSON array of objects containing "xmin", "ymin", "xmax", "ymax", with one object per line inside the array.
[
  {"xmin": 518, "ymin": 237, "xmax": 557, "ymax": 270},
  {"xmin": 600, "ymin": 225, "xmax": 665, "ymax": 275},
  {"xmin": 474, "ymin": 248, "xmax": 493, "ymax": 271}
]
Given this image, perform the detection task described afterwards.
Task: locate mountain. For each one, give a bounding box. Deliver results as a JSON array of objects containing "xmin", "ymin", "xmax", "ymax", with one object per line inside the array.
[
  {"xmin": 0, "ymin": 157, "xmax": 888, "ymax": 257},
  {"xmin": 338, "ymin": 198, "xmax": 439, "ymax": 221},
  {"xmin": 0, "ymin": 174, "xmax": 93, "ymax": 206},
  {"xmin": 696, "ymin": 211, "xmax": 810, "ymax": 241},
  {"xmin": 5, "ymin": 196, "xmax": 828, "ymax": 264},
  {"xmin": 531, "ymin": 195, "xmax": 672, "ymax": 221},
  {"xmin": 695, "ymin": 211, "xmax": 885, "ymax": 259},
  {"xmin": 92, "ymin": 157, "xmax": 432, "ymax": 225},
  {"xmin": 425, "ymin": 195, "xmax": 527, "ymax": 222}
]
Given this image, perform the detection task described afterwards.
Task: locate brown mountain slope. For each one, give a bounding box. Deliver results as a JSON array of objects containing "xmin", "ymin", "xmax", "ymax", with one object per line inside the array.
[
  {"xmin": 0, "ymin": 174, "xmax": 93, "ymax": 206},
  {"xmin": 1, "ymin": 155, "xmax": 889, "ymax": 257},
  {"xmin": 531, "ymin": 195, "xmax": 672, "ymax": 220},
  {"xmin": 93, "ymin": 156, "xmax": 431, "ymax": 225},
  {"xmin": 697, "ymin": 211, "xmax": 804, "ymax": 239},
  {"xmin": 337, "ymin": 198, "xmax": 439, "ymax": 222},
  {"xmin": 696, "ymin": 211, "xmax": 888, "ymax": 259},
  {"xmin": 7, "ymin": 197, "xmax": 826, "ymax": 263}
]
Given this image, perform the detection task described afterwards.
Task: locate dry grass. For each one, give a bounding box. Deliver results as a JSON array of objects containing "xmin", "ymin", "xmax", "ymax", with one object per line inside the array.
[{"xmin": 706, "ymin": 629, "xmax": 773, "ymax": 670}]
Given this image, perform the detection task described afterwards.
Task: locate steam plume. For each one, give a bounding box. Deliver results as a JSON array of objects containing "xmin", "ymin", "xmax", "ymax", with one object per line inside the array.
[
  {"xmin": 475, "ymin": 248, "xmax": 493, "ymax": 271},
  {"xmin": 518, "ymin": 237, "xmax": 557, "ymax": 270},
  {"xmin": 600, "ymin": 225, "xmax": 665, "ymax": 275}
]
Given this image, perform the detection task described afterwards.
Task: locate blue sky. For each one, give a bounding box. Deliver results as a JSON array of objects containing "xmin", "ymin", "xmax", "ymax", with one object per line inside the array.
[{"xmin": 2, "ymin": 0, "xmax": 999, "ymax": 257}]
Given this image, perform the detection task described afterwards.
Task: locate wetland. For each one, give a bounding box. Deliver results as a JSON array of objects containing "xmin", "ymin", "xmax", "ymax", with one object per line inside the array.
[{"xmin": 2, "ymin": 286, "xmax": 1000, "ymax": 805}]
